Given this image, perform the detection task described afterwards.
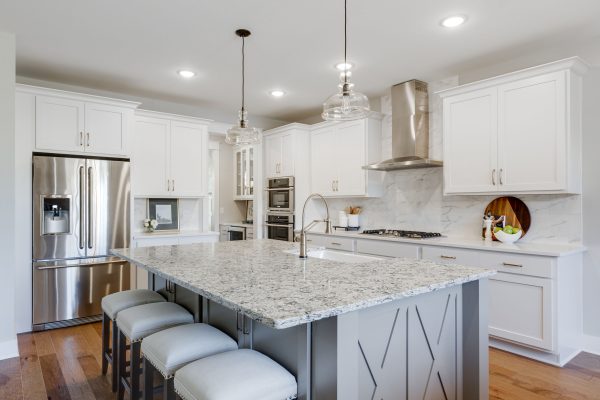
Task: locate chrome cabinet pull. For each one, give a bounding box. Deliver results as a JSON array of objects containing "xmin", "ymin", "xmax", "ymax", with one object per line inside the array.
[
  {"xmin": 492, "ymin": 169, "xmax": 496, "ymax": 185},
  {"xmin": 502, "ymin": 262, "xmax": 523, "ymax": 268},
  {"xmin": 86, "ymin": 132, "xmax": 90, "ymax": 147},
  {"xmin": 499, "ymin": 168, "xmax": 504, "ymax": 185},
  {"xmin": 331, "ymin": 180, "xmax": 335, "ymax": 191},
  {"xmin": 441, "ymin": 255, "xmax": 456, "ymax": 260},
  {"xmin": 167, "ymin": 179, "xmax": 171, "ymax": 191},
  {"xmin": 79, "ymin": 131, "xmax": 83, "ymax": 146},
  {"xmin": 330, "ymin": 242, "xmax": 342, "ymax": 246},
  {"xmin": 172, "ymin": 179, "xmax": 175, "ymax": 192},
  {"xmin": 335, "ymin": 180, "xmax": 339, "ymax": 191}
]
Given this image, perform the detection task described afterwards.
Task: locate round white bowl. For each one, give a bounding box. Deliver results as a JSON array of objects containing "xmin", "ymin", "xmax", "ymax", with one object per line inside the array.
[{"xmin": 494, "ymin": 229, "xmax": 523, "ymax": 244}]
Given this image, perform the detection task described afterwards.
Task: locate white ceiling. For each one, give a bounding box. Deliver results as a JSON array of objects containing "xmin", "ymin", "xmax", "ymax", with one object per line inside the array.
[{"xmin": 1, "ymin": 0, "xmax": 599, "ymax": 122}]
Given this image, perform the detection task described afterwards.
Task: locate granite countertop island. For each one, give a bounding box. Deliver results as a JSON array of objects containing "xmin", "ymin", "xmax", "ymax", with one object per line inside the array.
[
  {"xmin": 112, "ymin": 239, "xmax": 493, "ymax": 329},
  {"xmin": 111, "ymin": 239, "xmax": 494, "ymax": 399}
]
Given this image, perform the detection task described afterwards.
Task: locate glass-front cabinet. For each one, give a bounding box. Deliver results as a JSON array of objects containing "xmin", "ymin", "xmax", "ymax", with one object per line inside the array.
[{"xmin": 234, "ymin": 145, "xmax": 254, "ymax": 200}]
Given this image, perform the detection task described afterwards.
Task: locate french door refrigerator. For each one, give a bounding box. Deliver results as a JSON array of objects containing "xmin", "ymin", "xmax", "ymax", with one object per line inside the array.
[{"xmin": 32, "ymin": 154, "xmax": 131, "ymax": 330}]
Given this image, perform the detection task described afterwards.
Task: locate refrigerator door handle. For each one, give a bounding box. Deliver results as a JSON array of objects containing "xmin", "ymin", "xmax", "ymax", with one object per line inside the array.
[
  {"xmin": 79, "ymin": 165, "xmax": 85, "ymax": 250},
  {"xmin": 88, "ymin": 166, "xmax": 93, "ymax": 249}
]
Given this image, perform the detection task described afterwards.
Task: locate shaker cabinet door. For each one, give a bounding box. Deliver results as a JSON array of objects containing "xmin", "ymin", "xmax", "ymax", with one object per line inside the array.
[
  {"xmin": 35, "ymin": 96, "xmax": 85, "ymax": 153},
  {"xmin": 280, "ymin": 133, "xmax": 295, "ymax": 176},
  {"xmin": 310, "ymin": 126, "xmax": 337, "ymax": 196},
  {"xmin": 443, "ymin": 88, "xmax": 498, "ymax": 194},
  {"xmin": 133, "ymin": 117, "xmax": 170, "ymax": 196},
  {"xmin": 264, "ymin": 135, "xmax": 281, "ymax": 177},
  {"xmin": 84, "ymin": 103, "xmax": 128, "ymax": 155},
  {"xmin": 170, "ymin": 121, "xmax": 207, "ymax": 197},
  {"xmin": 497, "ymin": 71, "xmax": 567, "ymax": 192},
  {"xmin": 489, "ymin": 273, "xmax": 554, "ymax": 351},
  {"xmin": 336, "ymin": 120, "xmax": 367, "ymax": 196}
]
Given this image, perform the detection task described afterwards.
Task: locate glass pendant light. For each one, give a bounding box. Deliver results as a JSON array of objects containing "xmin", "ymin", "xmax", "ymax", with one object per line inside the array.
[
  {"xmin": 226, "ymin": 29, "xmax": 261, "ymax": 145},
  {"xmin": 322, "ymin": 0, "xmax": 370, "ymax": 121}
]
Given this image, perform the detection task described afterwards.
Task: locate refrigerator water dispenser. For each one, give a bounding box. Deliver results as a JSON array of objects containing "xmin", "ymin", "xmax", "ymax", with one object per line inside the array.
[{"xmin": 42, "ymin": 197, "xmax": 70, "ymax": 235}]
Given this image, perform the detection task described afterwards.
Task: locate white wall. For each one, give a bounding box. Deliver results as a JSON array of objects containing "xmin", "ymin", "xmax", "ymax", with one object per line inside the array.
[
  {"xmin": 0, "ymin": 31, "xmax": 18, "ymax": 359},
  {"xmin": 581, "ymin": 68, "xmax": 600, "ymax": 341}
]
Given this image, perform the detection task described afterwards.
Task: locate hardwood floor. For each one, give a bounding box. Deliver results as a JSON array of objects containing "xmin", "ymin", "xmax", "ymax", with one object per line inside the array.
[{"xmin": 0, "ymin": 323, "xmax": 599, "ymax": 399}]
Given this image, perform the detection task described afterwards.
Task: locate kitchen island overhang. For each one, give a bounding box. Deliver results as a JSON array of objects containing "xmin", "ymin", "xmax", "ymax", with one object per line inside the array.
[{"xmin": 112, "ymin": 239, "xmax": 494, "ymax": 400}]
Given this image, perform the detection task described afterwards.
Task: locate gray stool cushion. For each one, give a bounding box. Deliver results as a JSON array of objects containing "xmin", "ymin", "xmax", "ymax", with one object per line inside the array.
[
  {"xmin": 174, "ymin": 349, "xmax": 297, "ymax": 400},
  {"xmin": 142, "ymin": 323, "xmax": 238, "ymax": 378},
  {"xmin": 102, "ymin": 289, "xmax": 165, "ymax": 320},
  {"xmin": 116, "ymin": 302, "xmax": 193, "ymax": 342}
]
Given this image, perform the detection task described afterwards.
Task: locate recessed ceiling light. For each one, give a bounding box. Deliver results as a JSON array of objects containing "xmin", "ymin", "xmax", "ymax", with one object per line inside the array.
[
  {"xmin": 335, "ymin": 62, "xmax": 354, "ymax": 71},
  {"xmin": 177, "ymin": 70, "xmax": 196, "ymax": 78},
  {"xmin": 270, "ymin": 90, "xmax": 286, "ymax": 98},
  {"xmin": 441, "ymin": 15, "xmax": 466, "ymax": 28}
]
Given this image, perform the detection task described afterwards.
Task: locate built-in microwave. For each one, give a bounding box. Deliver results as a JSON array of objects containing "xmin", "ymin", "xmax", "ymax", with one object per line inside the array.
[{"xmin": 266, "ymin": 177, "xmax": 294, "ymax": 213}]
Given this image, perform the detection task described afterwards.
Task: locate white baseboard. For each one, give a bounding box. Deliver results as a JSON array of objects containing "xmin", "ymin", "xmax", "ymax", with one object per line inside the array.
[
  {"xmin": 0, "ymin": 337, "xmax": 19, "ymax": 360},
  {"xmin": 581, "ymin": 334, "xmax": 600, "ymax": 356}
]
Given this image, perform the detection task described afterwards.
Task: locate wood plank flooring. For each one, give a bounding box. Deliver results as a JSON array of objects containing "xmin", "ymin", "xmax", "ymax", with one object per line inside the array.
[{"xmin": 0, "ymin": 322, "xmax": 599, "ymax": 399}]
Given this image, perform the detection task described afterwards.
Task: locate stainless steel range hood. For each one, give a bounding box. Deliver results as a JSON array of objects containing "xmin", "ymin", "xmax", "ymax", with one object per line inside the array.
[{"xmin": 363, "ymin": 79, "xmax": 442, "ymax": 171}]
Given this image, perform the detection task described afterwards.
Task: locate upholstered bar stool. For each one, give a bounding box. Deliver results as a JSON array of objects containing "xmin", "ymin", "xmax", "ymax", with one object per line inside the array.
[
  {"xmin": 101, "ymin": 289, "xmax": 166, "ymax": 392},
  {"xmin": 174, "ymin": 349, "xmax": 297, "ymax": 400},
  {"xmin": 141, "ymin": 323, "xmax": 238, "ymax": 400},
  {"xmin": 116, "ymin": 302, "xmax": 194, "ymax": 400}
]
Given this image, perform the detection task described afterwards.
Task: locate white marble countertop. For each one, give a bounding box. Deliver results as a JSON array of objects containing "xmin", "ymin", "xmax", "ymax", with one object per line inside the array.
[
  {"xmin": 111, "ymin": 239, "xmax": 494, "ymax": 329},
  {"xmin": 133, "ymin": 230, "xmax": 219, "ymax": 239},
  {"xmin": 308, "ymin": 230, "xmax": 585, "ymax": 257},
  {"xmin": 220, "ymin": 222, "xmax": 254, "ymax": 228}
]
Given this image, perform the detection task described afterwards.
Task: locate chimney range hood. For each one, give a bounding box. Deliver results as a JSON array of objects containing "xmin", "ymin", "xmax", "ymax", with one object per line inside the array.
[{"xmin": 363, "ymin": 79, "xmax": 442, "ymax": 171}]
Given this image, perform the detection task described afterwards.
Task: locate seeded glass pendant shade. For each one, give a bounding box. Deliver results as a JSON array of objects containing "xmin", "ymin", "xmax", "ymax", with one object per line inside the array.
[
  {"xmin": 226, "ymin": 29, "xmax": 260, "ymax": 145},
  {"xmin": 322, "ymin": 0, "xmax": 370, "ymax": 121}
]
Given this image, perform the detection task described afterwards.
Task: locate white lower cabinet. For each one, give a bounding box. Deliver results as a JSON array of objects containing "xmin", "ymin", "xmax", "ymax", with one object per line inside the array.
[
  {"xmin": 306, "ymin": 233, "xmax": 581, "ymax": 365},
  {"xmin": 488, "ymin": 273, "xmax": 553, "ymax": 350}
]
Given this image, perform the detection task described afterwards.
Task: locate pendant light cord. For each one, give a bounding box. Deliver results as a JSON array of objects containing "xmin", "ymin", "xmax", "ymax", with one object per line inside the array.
[
  {"xmin": 241, "ymin": 36, "xmax": 246, "ymax": 112},
  {"xmin": 344, "ymin": 0, "xmax": 348, "ymax": 85}
]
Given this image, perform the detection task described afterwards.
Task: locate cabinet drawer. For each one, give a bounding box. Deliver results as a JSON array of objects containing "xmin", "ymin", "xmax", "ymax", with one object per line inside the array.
[
  {"xmin": 489, "ymin": 272, "xmax": 554, "ymax": 351},
  {"xmin": 421, "ymin": 246, "xmax": 481, "ymax": 267},
  {"xmin": 306, "ymin": 235, "xmax": 355, "ymax": 252},
  {"xmin": 482, "ymin": 252, "xmax": 554, "ymax": 278},
  {"xmin": 356, "ymin": 239, "xmax": 419, "ymax": 258}
]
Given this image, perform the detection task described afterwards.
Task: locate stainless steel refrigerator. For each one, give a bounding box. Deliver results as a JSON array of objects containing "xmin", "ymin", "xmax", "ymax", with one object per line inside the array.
[{"xmin": 32, "ymin": 154, "xmax": 131, "ymax": 330}]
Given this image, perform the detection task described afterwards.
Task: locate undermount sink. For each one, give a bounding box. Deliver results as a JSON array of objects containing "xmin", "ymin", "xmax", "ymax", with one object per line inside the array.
[{"xmin": 284, "ymin": 248, "xmax": 383, "ymax": 263}]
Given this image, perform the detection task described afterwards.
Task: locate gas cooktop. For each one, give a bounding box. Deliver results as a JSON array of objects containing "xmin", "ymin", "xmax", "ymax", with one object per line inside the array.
[{"xmin": 361, "ymin": 229, "xmax": 443, "ymax": 239}]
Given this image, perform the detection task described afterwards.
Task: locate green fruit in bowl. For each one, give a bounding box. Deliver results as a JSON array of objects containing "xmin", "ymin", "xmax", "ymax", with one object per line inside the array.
[
  {"xmin": 512, "ymin": 228, "xmax": 520, "ymax": 234},
  {"xmin": 503, "ymin": 226, "xmax": 514, "ymax": 234},
  {"xmin": 494, "ymin": 227, "xmax": 502, "ymax": 233}
]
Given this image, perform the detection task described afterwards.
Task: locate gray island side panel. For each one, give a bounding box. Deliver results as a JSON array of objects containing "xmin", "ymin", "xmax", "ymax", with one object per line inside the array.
[{"xmin": 111, "ymin": 239, "xmax": 494, "ymax": 329}]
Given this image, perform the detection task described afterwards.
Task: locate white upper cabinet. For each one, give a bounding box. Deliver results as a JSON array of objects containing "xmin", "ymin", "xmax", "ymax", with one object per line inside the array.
[
  {"xmin": 35, "ymin": 96, "xmax": 85, "ymax": 153},
  {"xmin": 310, "ymin": 116, "xmax": 383, "ymax": 197},
  {"xmin": 233, "ymin": 145, "xmax": 255, "ymax": 200},
  {"xmin": 133, "ymin": 117, "xmax": 170, "ymax": 196},
  {"xmin": 133, "ymin": 111, "xmax": 210, "ymax": 198},
  {"xmin": 263, "ymin": 125, "xmax": 305, "ymax": 178},
  {"xmin": 440, "ymin": 57, "xmax": 587, "ymax": 195},
  {"xmin": 443, "ymin": 88, "xmax": 498, "ymax": 193},
  {"xmin": 29, "ymin": 86, "xmax": 139, "ymax": 156}
]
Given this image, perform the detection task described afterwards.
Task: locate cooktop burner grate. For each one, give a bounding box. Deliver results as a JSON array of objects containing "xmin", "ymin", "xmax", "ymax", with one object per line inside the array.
[{"xmin": 361, "ymin": 229, "xmax": 442, "ymax": 239}]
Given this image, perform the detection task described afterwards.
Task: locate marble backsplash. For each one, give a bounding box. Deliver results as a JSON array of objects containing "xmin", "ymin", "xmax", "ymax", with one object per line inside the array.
[
  {"xmin": 323, "ymin": 76, "xmax": 582, "ymax": 245},
  {"xmin": 326, "ymin": 168, "xmax": 582, "ymax": 244},
  {"xmin": 133, "ymin": 198, "xmax": 204, "ymax": 233}
]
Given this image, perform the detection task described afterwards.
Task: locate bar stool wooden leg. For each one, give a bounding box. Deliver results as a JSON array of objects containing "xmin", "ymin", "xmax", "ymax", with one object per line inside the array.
[
  {"xmin": 111, "ymin": 322, "xmax": 119, "ymax": 392},
  {"xmin": 164, "ymin": 378, "xmax": 175, "ymax": 400},
  {"xmin": 131, "ymin": 341, "xmax": 142, "ymax": 400},
  {"xmin": 118, "ymin": 331, "xmax": 127, "ymax": 400},
  {"xmin": 101, "ymin": 312, "xmax": 110, "ymax": 376},
  {"xmin": 143, "ymin": 358, "xmax": 155, "ymax": 400}
]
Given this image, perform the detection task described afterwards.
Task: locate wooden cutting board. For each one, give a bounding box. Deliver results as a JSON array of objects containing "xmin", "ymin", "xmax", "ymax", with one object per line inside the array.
[{"xmin": 482, "ymin": 196, "xmax": 531, "ymax": 240}]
